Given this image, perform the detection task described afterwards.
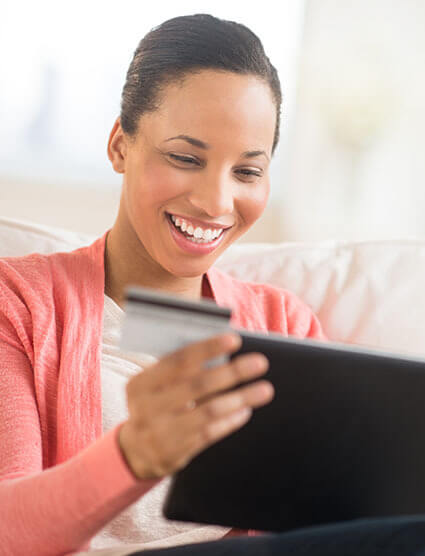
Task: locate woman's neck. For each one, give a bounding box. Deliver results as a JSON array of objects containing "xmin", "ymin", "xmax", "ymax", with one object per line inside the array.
[{"xmin": 104, "ymin": 226, "xmax": 204, "ymax": 309}]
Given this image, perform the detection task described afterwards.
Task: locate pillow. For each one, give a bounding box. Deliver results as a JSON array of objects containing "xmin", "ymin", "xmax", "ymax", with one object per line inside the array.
[{"xmin": 0, "ymin": 216, "xmax": 91, "ymax": 256}]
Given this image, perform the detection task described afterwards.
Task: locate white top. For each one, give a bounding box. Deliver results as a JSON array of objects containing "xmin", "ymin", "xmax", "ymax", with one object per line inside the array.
[{"xmin": 88, "ymin": 294, "xmax": 231, "ymax": 554}]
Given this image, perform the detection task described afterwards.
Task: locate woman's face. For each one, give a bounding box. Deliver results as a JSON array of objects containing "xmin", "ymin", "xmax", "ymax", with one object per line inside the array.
[{"xmin": 111, "ymin": 69, "xmax": 276, "ymax": 280}]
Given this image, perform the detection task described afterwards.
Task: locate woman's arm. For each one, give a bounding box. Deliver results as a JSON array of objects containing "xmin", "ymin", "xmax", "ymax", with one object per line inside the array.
[{"xmin": 0, "ymin": 331, "xmax": 159, "ymax": 556}]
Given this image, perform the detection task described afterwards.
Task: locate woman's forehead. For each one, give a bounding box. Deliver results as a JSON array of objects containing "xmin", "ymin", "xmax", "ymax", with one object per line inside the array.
[{"xmin": 140, "ymin": 70, "xmax": 276, "ymax": 153}]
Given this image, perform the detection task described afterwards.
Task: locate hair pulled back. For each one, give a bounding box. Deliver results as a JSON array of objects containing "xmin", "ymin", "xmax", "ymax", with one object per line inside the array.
[{"xmin": 120, "ymin": 14, "xmax": 282, "ymax": 153}]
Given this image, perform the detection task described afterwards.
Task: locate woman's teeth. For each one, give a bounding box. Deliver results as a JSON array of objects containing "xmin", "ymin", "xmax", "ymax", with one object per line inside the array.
[{"xmin": 170, "ymin": 214, "xmax": 224, "ymax": 243}]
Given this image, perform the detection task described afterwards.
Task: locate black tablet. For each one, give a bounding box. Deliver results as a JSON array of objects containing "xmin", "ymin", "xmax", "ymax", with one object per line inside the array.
[{"xmin": 163, "ymin": 331, "xmax": 425, "ymax": 532}]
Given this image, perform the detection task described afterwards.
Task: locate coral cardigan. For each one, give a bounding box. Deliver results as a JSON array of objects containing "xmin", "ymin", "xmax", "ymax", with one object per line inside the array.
[{"xmin": 0, "ymin": 230, "xmax": 325, "ymax": 556}]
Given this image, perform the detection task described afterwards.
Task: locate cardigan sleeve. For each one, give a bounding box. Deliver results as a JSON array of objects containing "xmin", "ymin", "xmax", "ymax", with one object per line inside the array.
[
  {"xmin": 248, "ymin": 282, "xmax": 327, "ymax": 341},
  {"xmin": 0, "ymin": 308, "xmax": 160, "ymax": 556}
]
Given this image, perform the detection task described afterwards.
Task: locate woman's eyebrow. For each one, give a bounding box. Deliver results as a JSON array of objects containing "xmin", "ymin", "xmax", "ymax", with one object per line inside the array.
[
  {"xmin": 242, "ymin": 150, "xmax": 269, "ymax": 162},
  {"xmin": 163, "ymin": 135, "xmax": 269, "ymax": 161},
  {"xmin": 164, "ymin": 135, "xmax": 209, "ymax": 149}
]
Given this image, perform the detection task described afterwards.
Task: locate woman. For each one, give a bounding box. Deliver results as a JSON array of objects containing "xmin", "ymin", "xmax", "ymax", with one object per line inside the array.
[{"xmin": 1, "ymin": 13, "xmax": 425, "ymax": 556}]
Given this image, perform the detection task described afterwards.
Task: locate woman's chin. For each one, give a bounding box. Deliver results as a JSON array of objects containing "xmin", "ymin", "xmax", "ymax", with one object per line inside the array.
[{"xmin": 162, "ymin": 261, "xmax": 212, "ymax": 279}]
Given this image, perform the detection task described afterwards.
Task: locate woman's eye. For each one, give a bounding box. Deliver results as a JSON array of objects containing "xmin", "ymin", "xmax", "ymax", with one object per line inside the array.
[
  {"xmin": 236, "ymin": 168, "xmax": 263, "ymax": 178},
  {"xmin": 168, "ymin": 153, "xmax": 199, "ymax": 165},
  {"xmin": 167, "ymin": 154, "xmax": 261, "ymax": 179}
]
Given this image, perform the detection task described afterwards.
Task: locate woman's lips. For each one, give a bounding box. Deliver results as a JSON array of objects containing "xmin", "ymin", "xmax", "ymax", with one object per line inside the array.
[
  {"xmin": 166, "ymin": 212, "xmax": 233, "ymax": 231},
  {"xmin": 166, "ymin": 213, "xmax": 228, "ymax": 255}
]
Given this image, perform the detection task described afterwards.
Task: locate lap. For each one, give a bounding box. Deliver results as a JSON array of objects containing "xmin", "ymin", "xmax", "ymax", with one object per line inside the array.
[{"xmin": 129, "ymin": 516, "xmax": 425, "ymax": 556}]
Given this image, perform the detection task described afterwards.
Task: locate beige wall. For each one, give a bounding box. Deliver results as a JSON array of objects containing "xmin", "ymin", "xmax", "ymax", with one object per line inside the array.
[{"xmin": 281, "ymin": 0, "xmax": 425, "ymax": 241}]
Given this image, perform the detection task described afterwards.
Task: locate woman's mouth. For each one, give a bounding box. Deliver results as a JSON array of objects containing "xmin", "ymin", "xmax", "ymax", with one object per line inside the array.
[{"xmin": 166, "ymin": 212, "xmax": 229, "ymax": 254}]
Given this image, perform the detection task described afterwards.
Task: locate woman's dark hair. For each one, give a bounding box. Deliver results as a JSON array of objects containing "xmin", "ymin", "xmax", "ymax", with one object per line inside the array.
[{"xmin": 120, "ymin": 14, "xmax": 282, "ymax": 154}]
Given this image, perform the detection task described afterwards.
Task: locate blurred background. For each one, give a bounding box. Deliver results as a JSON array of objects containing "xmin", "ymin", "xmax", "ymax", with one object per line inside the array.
[{"xmin": 1, "ymin": 0, "xmax": 424, "ymax": 242}]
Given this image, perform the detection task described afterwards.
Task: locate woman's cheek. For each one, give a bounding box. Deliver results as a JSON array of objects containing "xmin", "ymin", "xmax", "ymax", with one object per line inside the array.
[
  {"xmin": 241, "ymin": 181, "xmax": 270, "ymax": 225},
  {"xmin": 142, "ymin": 163, "xmax": 191, "ymax": 204}
]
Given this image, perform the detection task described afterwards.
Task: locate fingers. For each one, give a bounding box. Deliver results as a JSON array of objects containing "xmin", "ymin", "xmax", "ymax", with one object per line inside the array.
[
  {"xmin": 170, "ymin": 407, "xmax": 254, "ymax": 472},
  {"xmin": 146, "ymin": 351, "xmax": 270, "ymax": 416},
  {"xmin": 160, "ymin": 332, "xmax": 243, "ymax": 382},
  {"xmin": 169, "ymin": 378, "xmax": 275, "ymax": 461},
  {"xmin": 127, "ymin": 332, "xmax": 242, "ymax": 397},
  {"xmin": 189, "ymin": 378, "xmax": 275, "ymax": 429},
  {"xmin": 137, "ymin": 379, "xmax": 274, "ymax": 477}
]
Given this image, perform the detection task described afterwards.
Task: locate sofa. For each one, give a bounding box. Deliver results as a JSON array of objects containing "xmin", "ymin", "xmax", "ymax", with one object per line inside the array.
[{"xmin": 1, "ymin": 215, "xmax": 424, "ymax": 357}]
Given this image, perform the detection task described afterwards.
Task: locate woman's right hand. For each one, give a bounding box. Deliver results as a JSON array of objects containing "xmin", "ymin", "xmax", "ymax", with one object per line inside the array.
[{"xmin": 118, "ymin": 333, "xmax": 274, "ymax": 480}]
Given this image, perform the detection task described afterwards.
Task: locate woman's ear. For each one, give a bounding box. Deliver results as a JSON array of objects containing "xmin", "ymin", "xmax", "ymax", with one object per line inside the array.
[{"xmin": 107, "ymin": 117, "xmax": 128, "ymax": 174}]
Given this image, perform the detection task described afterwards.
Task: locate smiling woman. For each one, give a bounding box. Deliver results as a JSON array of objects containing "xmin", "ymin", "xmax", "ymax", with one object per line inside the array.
[{"xmin": 1, "ymin": 12, "xmax": 422, "ymax": 556}]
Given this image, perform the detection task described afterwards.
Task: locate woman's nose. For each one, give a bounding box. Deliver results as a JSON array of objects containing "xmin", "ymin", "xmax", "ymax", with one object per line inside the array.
[{"xmin": 187, "ymin": 172, "xmax": 234, "ymax": 217}]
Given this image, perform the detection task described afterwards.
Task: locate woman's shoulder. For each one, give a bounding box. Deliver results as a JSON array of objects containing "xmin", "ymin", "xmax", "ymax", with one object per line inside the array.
[
  {"xmin": 0, "ymin": 249, "xmax": 71, "ymax": 300},
  {"xmin": 0, "ymin": 253, "xmax": 54, "ymax": 354},
  {"xmin": 0, "ymin": 252, "xmax": 53, "ymax": 305},
  {"xmin": 208, "ymin": 267, "xmax": 325, "ymax": 339},
  {"xmin": 0, "ymin": 232, "xmax": 106, "ymax": 294},
  {"xmin": 209, "ymin": 265, "xmax": 306, "ymax": 305},
  {"xmin": 0, "ymin": 236, "xmax": 107, "ymax": 356},
  {"xmin": 0, "ymin": 235, "xmax": 106, "ymax": 325}
]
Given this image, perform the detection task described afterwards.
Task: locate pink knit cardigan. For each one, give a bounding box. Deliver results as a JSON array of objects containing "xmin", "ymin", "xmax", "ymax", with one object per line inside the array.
[{"xmin": 0, "ymin": 230, "xmax": 325, "ymax": 555}]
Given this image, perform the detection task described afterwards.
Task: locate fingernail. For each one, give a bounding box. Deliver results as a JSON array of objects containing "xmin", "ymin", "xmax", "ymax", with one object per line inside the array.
[
  {"xmin": 235, "ymin": 407, "xmax": 252, "ymax": 421},
  {"xmin": 260, "ymin": 382, "xmax": 274, "ymax": 400},
  {"xmin": 227, "ymin": 334, "xmax": 242, "ymax": 350},
  {"xmin": 250, "ymin": 354, "xmax": 269, "ymax": 371}
]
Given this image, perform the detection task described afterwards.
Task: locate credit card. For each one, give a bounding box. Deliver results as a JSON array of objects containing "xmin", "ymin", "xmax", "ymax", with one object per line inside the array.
[{"xmin": 119, "ymin": 285, "xmax": 233, "ymax": 367}]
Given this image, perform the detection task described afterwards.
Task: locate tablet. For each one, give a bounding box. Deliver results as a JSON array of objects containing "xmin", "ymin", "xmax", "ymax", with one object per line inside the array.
[{"xmin": 162, "ymin": 330, "xmax": 425, "ymax": 532}]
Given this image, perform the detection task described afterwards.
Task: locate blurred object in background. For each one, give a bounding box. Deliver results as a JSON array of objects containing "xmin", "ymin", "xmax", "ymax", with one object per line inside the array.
[{"xmin": 283, "ymin": 0, "xmax": 425, "ymax": 241}]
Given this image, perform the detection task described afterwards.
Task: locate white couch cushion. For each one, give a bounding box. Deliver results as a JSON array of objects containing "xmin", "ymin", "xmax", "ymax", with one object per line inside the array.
[
  {"xmin": 1, "ymin": 216, "xmax": 424, "ymax": 356},
  {"xmin": 0, "ymin": 216, "xmax": 91, "ymax": 255},
  {"xmin": 217, "ymin": 242, "xmax": 425, "ymax": 356}
]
